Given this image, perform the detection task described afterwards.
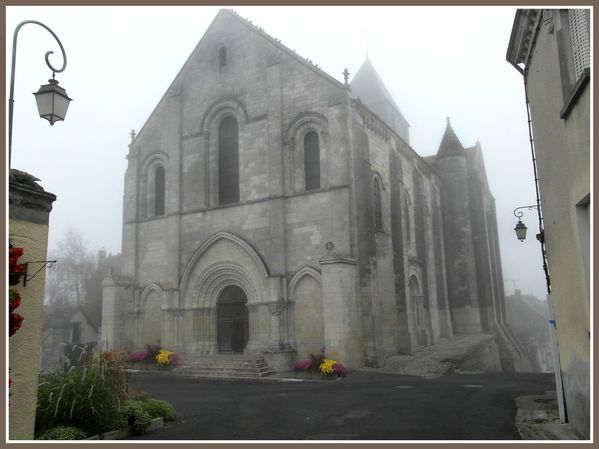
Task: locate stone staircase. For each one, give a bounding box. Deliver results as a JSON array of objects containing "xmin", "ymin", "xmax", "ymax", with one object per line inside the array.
[{"xmin": 172, "ymin": 354, "xmax": 275, "ymax": 379}]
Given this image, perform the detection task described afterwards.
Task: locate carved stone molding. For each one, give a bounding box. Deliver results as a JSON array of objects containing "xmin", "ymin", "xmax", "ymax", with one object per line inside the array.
[{"xmin": 269, "ymin": 302, "xmax": 282, "ymax": 316}]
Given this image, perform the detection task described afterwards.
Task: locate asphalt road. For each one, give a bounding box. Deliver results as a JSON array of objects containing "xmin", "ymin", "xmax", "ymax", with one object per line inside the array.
[{"xmin": 125, "ymin": 370, "xmax": 555, "ymax": 440}]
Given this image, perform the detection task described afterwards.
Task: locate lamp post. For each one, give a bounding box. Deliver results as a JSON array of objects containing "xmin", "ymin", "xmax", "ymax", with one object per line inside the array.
[{"xmin": 8, "ymin": 20, "xmax": 72, "ymax": 168}]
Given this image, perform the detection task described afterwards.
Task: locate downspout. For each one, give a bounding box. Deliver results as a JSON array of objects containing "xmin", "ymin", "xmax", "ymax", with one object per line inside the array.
[{"xmin": 522, "ymin": 77, "xmax": 552, "ymax": 296}]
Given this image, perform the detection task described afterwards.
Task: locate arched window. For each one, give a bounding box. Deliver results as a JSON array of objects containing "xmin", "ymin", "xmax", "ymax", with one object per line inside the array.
[
  {"xmin": 304, "ymin": 131, "xmax": 320, "ymax": 190},
  {"xmin": 374, "ymin": 177, "xmax": 383, "ymax": 231},
  {"xmin": 218, "ymin": 117, "xmax": 239, "ymax": 205},
  {"xmin": 219, "ymin": 47, "xmax": 227, "ymax": 70},
  {"xmin": 154, "ymin": 165, "xmax": 165, "ymax": 216},
  {"xmin": 404, "ymin": 194, "xmax": 411, "ymax": 243}
]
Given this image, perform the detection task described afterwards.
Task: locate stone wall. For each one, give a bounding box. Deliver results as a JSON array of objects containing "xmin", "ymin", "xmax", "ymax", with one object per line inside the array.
[{"xmin": 8, "ymin": 170, "xmax": 56, "ymax": 440}]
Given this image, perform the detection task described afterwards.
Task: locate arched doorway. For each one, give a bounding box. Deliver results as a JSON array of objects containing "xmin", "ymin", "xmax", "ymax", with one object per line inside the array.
[
  {"xmin": 409, "ymin": 275, "xmax": 429, "ymax": 347},
  {"xmin": 217, "ymin": 285, "xmax": 249, "ymax": 353}
]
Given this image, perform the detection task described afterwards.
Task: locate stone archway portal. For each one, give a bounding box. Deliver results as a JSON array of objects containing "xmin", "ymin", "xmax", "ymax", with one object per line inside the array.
[{"xmin": 217, "ymin": 285, "xmax": 249, "ymax": 353}]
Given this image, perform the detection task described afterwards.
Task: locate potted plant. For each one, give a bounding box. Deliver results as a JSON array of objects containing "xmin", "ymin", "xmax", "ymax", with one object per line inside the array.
[
  {"xmin": 292, "ymin": 353, "xmax": 347, "ymax": 379},
  {"xmin": 154, "ymin": 349, "xmax": 180, "ymax": 370}
]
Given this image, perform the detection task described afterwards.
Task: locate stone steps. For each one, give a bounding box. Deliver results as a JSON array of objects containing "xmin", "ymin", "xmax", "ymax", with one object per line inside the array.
[{"xmin": 173, "ymin": 354, "xmax": 275, "ymax": 379}]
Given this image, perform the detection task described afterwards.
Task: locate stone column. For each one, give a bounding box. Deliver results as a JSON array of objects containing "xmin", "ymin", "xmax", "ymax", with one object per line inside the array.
[
  {"xmin": 319, "ymin": 248, "xmax": 362, "ymax": 368},
  {"xmin": 8, "ymin": 169, "xmax": 56, "ymax": 440},
  {"xmin": 268, "ymin": 301, "xmax": 282, "ymax": 350},
  {"xmin": 101, "ymin": 276, "xmax": 137, "ymax": 350}
]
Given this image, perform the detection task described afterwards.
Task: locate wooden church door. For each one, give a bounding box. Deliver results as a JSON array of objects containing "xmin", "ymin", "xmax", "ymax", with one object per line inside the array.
[{"xmin": 217, "ymin": 285, "xmax": 249, "ymax": 353}]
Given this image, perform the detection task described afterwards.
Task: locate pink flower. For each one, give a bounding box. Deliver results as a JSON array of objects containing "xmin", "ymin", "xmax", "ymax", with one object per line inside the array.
[
  {"xmin": 333, "ymin": 362, "xmax": 348, "ymax": 376},
  {"xmin": 128, "ymin": 350, "xmax": 149, "ymax": 362},
  {"xmin": 292, "ymin": 359, "xmax": 312, "ymax": 371}
]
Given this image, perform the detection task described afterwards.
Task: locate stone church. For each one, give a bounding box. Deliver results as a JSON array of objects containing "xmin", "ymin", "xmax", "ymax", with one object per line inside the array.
[{"xmin": 102, "ymin": 9, "xmax": 524, "ymax": 371}]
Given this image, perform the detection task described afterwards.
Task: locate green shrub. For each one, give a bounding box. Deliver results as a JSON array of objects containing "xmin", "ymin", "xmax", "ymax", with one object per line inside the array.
[
  {"xmin": 35, "ymin": 352, "xmax": 129, "ymax": 437},
  {"xmin": 128, "ymin": 388, "xmax": 152, "ymax": 402},
  {"xmin": 37, "ymin": 426, "xmax": 88, "ymax": 440},
  {"xmin": 143, "ymin": 398, "xmax": 176, "ymax": 422},
  {"xmin": 120, "ymin": 400, "xmax": 152, "ymax": 435}
]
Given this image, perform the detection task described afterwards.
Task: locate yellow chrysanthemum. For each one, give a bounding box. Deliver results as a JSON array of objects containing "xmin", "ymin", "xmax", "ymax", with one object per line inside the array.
[
  {"xmin": 319, "ymin": 358, "xmax": 337, "ymax": 375},
  {"xmin": 155, "ymin": 349, "xmax": 174, "ymax": 366}
]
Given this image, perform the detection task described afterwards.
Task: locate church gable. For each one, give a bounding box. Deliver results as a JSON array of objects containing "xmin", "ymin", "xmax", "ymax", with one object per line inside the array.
[
  {"xmin": 133, "ymin": 9, "xmax": 345, "ymax": 149},
  {"xmin": 127, "ymin": 9, "xmax": 349, "ymax": 215}
]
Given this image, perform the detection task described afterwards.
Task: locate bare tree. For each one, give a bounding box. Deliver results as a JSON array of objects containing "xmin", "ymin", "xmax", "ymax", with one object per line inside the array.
[{"xmin": 45, "ymin": 228, "xmax": 97, "ymax": 306}]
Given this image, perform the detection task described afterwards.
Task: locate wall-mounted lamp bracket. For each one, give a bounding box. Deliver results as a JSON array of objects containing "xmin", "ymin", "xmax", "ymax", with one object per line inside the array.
[
  {"xmin": 22, "ymin": 260, "xmax": 57, "ymax": 286},
  {"xmin": 513, "ymin": 204, "xmax": 539, "ymax": 219}
]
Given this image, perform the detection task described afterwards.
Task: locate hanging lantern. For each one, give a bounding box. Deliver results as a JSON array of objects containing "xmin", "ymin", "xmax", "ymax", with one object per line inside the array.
[
  {"xmin": 514, "ymin": 219, "xmax": 528, "ymax": 241},
  {"xmin": 33, "ymin": 78, "xmax": 72, "ymax": 126}
]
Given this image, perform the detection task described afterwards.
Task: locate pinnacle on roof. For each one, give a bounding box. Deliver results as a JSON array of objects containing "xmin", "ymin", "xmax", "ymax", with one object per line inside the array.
[{"xmin": 437, "ymin": 117, "xmax": 465, "ymax": 156}]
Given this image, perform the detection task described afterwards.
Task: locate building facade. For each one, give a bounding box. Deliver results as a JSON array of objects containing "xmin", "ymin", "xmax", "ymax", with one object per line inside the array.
[
  {"xmin": 506, "ymin": 8, "xmax": 590, "ymax": 439},
  {"xmin": 102, "ymin": 9, "xmax": 522, "ymax": 372}
]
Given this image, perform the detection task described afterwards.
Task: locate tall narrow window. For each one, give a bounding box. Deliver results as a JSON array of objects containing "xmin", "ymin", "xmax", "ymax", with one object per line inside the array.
[
  {"xmin": 219, "ymin": 47, "xmax": 227, "ymax": 70},
  {"xmin": 304, "ymin": 131, "xmax": 320, "ymax": 190},
  {"xmin": 374, "ymin": 177, "xmax": 383, "ymax": 231},
  {"xmin": 154, "ymin": 166, "xmax": 165, "ymax": 216},
  {"xmin": 404, "ymin": 195, "xmax": 411, "ymax": 243},
  {"xmin": 219, "ymin": 117, "xmax": 239, "ymax": 205}
]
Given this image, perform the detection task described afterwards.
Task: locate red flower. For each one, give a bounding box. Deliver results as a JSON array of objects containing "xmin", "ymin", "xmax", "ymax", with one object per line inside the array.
[
  {"xmin": 8, "ymin": 245, "xmax": 26, "ymax": 336},
  {"xmin": 9, "ymin": 312, "xmax": 24, "ymax": 336},
  {"xmin": 8, "ymin": 246, "xmax": 25, "ymax": 286},
  {"xmin": 9, "ymin": 289, "xmax": 21, "ymax": 310}
]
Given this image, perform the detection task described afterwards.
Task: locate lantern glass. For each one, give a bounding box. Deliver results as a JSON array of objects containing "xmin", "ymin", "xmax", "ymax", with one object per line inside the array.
[
  {"xmin": 514, "ymin": 220, "xmax": 528, "ymax": 241},
  {"xmin": 33, "ymin": 79, "xmax": 72, "ymax": 125}
]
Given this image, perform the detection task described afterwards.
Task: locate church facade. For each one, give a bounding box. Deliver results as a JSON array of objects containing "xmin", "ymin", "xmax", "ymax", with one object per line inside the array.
[{"xmin": 102, "ymin": 9, "xmax": 523, "ymax": 371}]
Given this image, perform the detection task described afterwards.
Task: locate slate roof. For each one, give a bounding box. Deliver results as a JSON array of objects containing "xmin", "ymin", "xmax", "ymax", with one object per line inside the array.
[
  {"xmin": 350, "ymin": 56, "xmax": 408, "ymax": 125},
  {"xmin": 437, "ymin": 117, "xmax": 465, "ymax": 156}
]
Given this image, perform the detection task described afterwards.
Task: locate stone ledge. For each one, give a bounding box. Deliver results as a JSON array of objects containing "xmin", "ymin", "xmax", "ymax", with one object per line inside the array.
[{"xmin": 319, "ymin": 254, "xmax": 357, "ymax": 265}]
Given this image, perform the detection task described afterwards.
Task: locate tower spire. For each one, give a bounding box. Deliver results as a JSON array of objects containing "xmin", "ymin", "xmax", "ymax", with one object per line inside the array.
[{"xmin": 437, "ymin": 117, "xmax": 464, "ymax": 156}]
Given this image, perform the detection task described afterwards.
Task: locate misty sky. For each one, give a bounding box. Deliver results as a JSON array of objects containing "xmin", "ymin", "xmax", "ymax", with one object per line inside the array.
[{"xmin": 6, "ymin": 5, "xmax": 554, "ymax": 299}]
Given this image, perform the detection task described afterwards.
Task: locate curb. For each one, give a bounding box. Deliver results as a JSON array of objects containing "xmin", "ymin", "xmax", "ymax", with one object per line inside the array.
[
  {"xmin": 87, "ymin": 417, "xmax": 163, "ymax": 440},
  {"xmin": 130, "ymin": 369, "xmax": 345, "ymax": 382},
  {"xmin": 514, "ymin": 393, "xmax": 581, "ymax": 440}
]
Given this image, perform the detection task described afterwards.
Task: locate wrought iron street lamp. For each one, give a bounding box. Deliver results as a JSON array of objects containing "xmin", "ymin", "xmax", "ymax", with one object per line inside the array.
[
  {"xmin": 513, "ymin": 205, "xmax": 539, "ymax": 242},
  {"xmin": 513, "ymin": 203, "xmax": 550, "ymax": 294},
  {"xmin": 8, "ymin": 20, "xmax": 72, "ymax": 167}
]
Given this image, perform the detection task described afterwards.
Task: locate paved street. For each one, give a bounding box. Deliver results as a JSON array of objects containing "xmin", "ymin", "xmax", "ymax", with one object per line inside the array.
[{"xmin": 124, "ymin": 370, "xmax": 555, "ymax": 440}]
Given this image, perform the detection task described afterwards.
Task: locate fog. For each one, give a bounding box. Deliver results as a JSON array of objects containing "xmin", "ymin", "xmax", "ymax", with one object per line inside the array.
[{"xmin": 6, "ymin": 5, "xmax": 548, "ymax": 299}]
